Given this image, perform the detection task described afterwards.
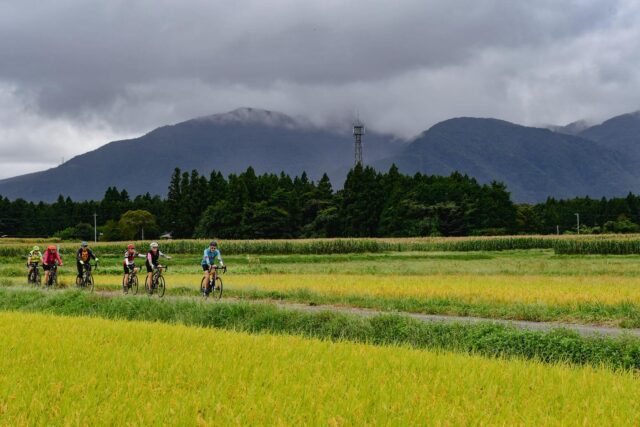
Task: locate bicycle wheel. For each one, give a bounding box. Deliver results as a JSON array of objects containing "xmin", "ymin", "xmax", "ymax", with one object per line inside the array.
[
  {"xmin": 27, "ymin": 271, "xmax": 33, "ymax": 286},
  {"xmin": 75, "ymin": 275, "xmax": 83, "ymax": 288},
  {"xmin": 145, "ymin": 276, "xmax": 153, "ymax": 295},
  {"xmin": 131, "ymin": 275, "xmax": 139, "ymax": 295},
  {"xmin": 157, "ymin": 276, "xmax": 165, "ymax": 298},
  {"xmin": 34, "ymin": 271, "xmax": 41, "ymax": 288},
  {"xmin": 87, "ymin": 274, "xmax": 94, "ymax": 292},
  {"xmin": 213, "ymin": 276, "xmax": 223, "ymax": 300},
  {"xmin": 200, "ymin": 276, "xmax": 208, "ymax": 298}
]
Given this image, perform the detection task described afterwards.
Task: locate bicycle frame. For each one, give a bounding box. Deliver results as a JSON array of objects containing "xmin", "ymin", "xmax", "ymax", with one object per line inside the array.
[
  {"xmin": 47, "ymin": 263, "xmax": 59, "ymax": 287},
  {"xmin": 153, "ymin": 265, "xmax": 166, "ymax": 285},
  {"xmin": 208, "ymin": 265, "xmax": 226, "ymax": 286},
  {"xmin": 28, "ymin": 263, "xmax": 41, "ymax": 285},
  {"xmin": 202, "ymin": 265, "xmax": 226, "ymax": 298},
  {"xmin": 127, "ymin": 267, "xmax": 138, "ymax": 285}
]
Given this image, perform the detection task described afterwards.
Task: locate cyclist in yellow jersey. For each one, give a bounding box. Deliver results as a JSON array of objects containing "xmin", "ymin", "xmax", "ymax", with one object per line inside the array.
[{"xmin": 27, "ymin": 246, "xmax": 43, "ymax": 278}]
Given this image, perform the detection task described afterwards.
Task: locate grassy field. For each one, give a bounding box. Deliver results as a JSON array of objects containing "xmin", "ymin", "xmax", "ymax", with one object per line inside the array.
[
  {"xmin": 1, "ymin": 311, "xmax": 640, "ymax": 425},
  {"xmin": 3, "ymin": 248, "xmax": 640, "ymax": 326},
  {"xmin": 2, "ymin": 238, "xmax": 640, "ymax": 424},
  {"xmin": 4, "ymin": 289, "xmax": 640, "ymax": 369}
]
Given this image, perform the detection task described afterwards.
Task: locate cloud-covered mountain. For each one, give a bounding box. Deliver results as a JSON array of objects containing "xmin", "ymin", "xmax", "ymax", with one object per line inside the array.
[
  {"xmin": 0, "ymin": 108, "xmax": 402, "ymax": 201},
  {"xmin": 547, "ymin": 120, "xmax": 592, "ymax": 136},
  {"xmin": 2, "ymin": 108, "xmax": 640, "ymax": 203}
]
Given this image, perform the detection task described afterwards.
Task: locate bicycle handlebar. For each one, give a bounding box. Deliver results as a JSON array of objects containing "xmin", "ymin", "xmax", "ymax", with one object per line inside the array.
[{"xmin": 209, "ymin": 265, "xmax": 227, "ymax": 273}]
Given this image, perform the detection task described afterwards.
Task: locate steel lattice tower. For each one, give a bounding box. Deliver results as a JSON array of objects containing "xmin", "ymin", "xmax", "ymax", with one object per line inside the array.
[{"xmin": 353, "ymin": 121, "xmax": 365, "ymax": 166}]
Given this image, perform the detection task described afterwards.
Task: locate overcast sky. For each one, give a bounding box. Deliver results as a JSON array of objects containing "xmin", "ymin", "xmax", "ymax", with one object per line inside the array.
[{"xmin": 1, "ymin": 0, "xmax": 639, "ymax": 178}]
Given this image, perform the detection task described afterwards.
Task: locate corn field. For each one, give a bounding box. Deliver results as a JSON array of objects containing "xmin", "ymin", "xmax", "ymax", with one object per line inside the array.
[
  {"xmin": 3, "ymin": 234, "xmax": 640, "ymax": 256},
  {"xmin": 0, "ymin": 235, "xmax": 640, "ymax": 256}
]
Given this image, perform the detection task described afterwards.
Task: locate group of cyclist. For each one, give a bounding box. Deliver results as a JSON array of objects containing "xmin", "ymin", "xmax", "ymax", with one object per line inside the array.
[
  {"xmin": 27, "ymin": 242, "xmax": 100, "ymax": 286},
  {"xmin": 26, "ymin": 240, "xmax": 224, "ymax": 295}
]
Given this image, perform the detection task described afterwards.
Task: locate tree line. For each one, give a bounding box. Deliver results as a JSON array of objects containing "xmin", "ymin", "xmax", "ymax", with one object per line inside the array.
[{"xmin": 1, "ymin": 165, "xmax": 640, "ymax": 239}]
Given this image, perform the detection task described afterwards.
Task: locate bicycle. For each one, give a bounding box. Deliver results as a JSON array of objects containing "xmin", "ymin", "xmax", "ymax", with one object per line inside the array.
[
  {"xmin": 75, "ymin": 261, "xmax": 97, "ymax": 292},
  {"xmin": 27, "ymin": 263, "xmax": 41, "ymax": 287},
  {"xmin": 145, "ymin": 265, "xmax": 167, "ymax": 297},
  {"xmin": 122, "ymin": 266, "xmax": 139, "ymax": 295},
  {"xmin": 45, "ymin": 262, "xmax": 59, "ymax": 289},
  {"xmin": 201, "ymin": 265, "xmax": 226, "ymax": 299}
]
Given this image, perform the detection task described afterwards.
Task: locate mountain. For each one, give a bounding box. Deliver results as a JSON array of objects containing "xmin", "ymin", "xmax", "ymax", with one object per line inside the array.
[
  {"xmin": 0, "ymin": 108, "xmax": 402, "ymax": 201},
  {"xmin": 3, "ymin": 108, "xmax": 640, "ymax": 203},
  {"xmin": 377, "ymin": 117, "xmax": 639, "ymax": 202},
  {"xmin": 547, "ymin": 120, "xmax": 591, "ymax": 136},
  {"xmin": 578, "ymin": 111, "xmax": 640, "ymax": 158}
]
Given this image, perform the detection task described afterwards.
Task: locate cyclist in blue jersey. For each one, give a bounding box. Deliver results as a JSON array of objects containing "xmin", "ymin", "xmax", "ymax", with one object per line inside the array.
[{"xmin": 201, "ymin": 241, "xmax": 224, "ymax": 287}]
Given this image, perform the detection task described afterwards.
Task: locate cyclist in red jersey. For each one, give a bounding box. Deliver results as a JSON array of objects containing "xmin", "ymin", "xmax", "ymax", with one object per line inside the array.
[{"xmin": 43, "ymin": 245, "xmax": 63, "ymax": 285}]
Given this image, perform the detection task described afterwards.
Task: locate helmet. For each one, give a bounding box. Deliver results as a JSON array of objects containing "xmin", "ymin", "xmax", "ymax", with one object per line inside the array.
[
  {"xmin": 127, "ymin": 244, "xmax": 135, "ymax": 250},
  {"xmin": 47, "ymin": 245, "xmax": 57, "ymax": 252},
  {"xmin": 33, "ymin": 246, "xmax": 40, "ymax": 252},
  {"xmin": 81, "ymin": 241, "xmax": 88, "ymax": 247},
  {"xmin": 150, "ymin": 242, "xmax": 159, "ymax": 249},
  {"xmin": 210, "ymin": 241, "xmax": 218, "ymax": 247}
]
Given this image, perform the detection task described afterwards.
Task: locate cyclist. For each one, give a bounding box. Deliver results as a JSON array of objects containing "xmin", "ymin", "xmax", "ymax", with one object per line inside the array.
[
  {"xmin": 43, "ymin": 245, "xmax": 63, "ymax": 285},
  {"xmin": 27, "ymin": 246, "xmax": 43, "ymax": 279},
  {"xmin": 123, "ymin": 244, "xmax": 145, "ymax": 291},
  {"xmin": 146, "ymin": 242, "xmax": 171, "ymax": 286},
  {"xmin": 202, "ymin": 241, "xmax": 224, "ymax": 293},
  {"xmin": 76, "ymin": 241, "xmax": 98, "ymax": 281}
]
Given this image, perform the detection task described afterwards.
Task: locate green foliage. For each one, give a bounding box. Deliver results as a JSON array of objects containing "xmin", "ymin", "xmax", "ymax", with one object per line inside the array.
[
  {"xmin": 99, "ymin": 220, "xmax": 124, "ymax": 242},
  {"xmin": 118, "ymin": 210, "xmax": 158, "ymax": 240},
  {"xmin": 603, "ymin": 216, "xmax": 640, "ymax": 234},
  {"xmin": 4, "ymin": 165, "xmax": 640, "ymax": 239},
  {"xmin": 54, "ymin": 223, "xmax": 93, "ymax": 241}
]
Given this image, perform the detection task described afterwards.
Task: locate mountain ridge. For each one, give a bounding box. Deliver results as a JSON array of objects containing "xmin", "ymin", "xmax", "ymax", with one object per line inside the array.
[
  {"xmin": 377, "ymin": 116, "xmax": 638, "ymax": 202},
  {"xmin": 2, "ymin": 108, "xmax": 640, "ymax": 203},
  {"xmin": 0, "ymin": 108, "xmax": 402, "ymax": 201}
]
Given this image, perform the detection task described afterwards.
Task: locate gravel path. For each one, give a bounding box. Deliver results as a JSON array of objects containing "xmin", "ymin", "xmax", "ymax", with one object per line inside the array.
[
  {"xmin": 8, "ymin": 286, "xmax": 640, "ymax": 338},
  {"xmin": 100, "ymin": 289, "xmax": 640, "ymax": 338},
  {"xmin": 270, "ymin": 301, "xmax": 640, "ymax": 338}
]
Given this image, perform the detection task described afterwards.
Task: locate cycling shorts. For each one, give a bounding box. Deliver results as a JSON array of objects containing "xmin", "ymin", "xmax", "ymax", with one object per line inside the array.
[{"xmin": 145, "ymin": 260, "xmax": 157, "ymax": 273}]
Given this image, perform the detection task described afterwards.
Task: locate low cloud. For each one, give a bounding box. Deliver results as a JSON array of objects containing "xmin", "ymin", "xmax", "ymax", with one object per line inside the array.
[{"xmin": 1, "ymin": 0, "xmax": 640, "ymax": 176}]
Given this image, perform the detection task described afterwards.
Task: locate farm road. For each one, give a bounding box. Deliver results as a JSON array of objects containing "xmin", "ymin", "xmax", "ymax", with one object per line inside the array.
[
  {"xmin": 91, "ymin": 289, "xmax": 640, "ymax": 338},
  {"xmin": 267, "ymin": 300, "xmax": 640, "ymax": 338}
]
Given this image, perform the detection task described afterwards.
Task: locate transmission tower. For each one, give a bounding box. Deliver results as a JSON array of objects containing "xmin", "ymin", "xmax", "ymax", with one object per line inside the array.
[{"xmin": 353, "ymin": 119, "xmax": 365, "ymax": 166}]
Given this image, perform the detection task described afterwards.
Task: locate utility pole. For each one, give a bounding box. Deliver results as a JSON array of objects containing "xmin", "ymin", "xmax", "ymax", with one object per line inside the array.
[
  {"xmin": 556, "ymin": 225, "xmax": 559, "ymax": 235},
  {"xmin": 575, "ymin": 213, "xmax": 580, "ymax": 234},
  {"xmin": 141, "ymin": 227, "xmax": 144, "ymax": 241},
  {"xmin": 93, "ymin": 213, "xmax": 98, "ymax": 243}
]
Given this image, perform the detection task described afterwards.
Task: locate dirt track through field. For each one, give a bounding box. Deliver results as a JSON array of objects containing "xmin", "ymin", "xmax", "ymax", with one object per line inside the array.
[{"xmin": 89, "ymin": 289, "xmax": 640, "ymax": 338}]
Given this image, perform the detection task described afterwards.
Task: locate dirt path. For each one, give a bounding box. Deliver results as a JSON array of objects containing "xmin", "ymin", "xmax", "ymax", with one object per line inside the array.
[
  {"xmin": 273, "ymin": 302, "xmax": 640, "ymax": 338},
  {"xmin": 89, "ymin": 289, "xmax": 640, "ymax": 338}
]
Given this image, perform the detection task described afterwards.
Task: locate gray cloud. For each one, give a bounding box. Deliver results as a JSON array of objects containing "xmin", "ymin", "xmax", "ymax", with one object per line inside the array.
[{"xmin": 0, "ymin": 0, "xmax": 639, "ymax": 177}]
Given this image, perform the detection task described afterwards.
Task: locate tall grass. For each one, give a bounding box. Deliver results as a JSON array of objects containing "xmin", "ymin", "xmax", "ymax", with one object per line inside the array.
[
  {"xmin": 3, "ymin": 311, "xmax": 640, "ymax": 424},
  {"xmin": 2, "ymin": 289, "xmax": 640, "ymax": 369}
]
